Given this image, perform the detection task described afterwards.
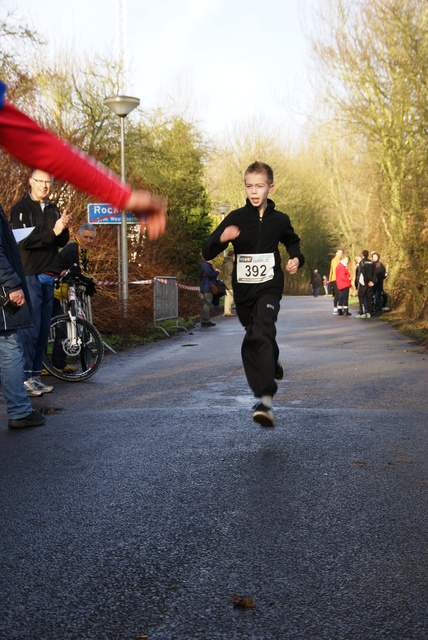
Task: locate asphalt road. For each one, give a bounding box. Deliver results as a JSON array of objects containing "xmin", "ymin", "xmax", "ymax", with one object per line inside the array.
[{"xmin": 1, "ymin": 296, "xmax": 427, "ymax": 640}]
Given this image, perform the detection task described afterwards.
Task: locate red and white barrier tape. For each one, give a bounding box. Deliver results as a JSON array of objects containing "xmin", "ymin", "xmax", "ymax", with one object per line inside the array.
[
  {"xmin": 55, "ymin": 275, "xmax": 200, "ymax": 290},
  {"xmin": 91, "ymin": 279, "xmax": 200, "ymax": 291},
  {"xmin": 94, "ymin": 279, "xmax": 154, "ymax": 286},
  {"xmin": 178, "ymin": 284, "xmax": 200, "ymax": 291}
]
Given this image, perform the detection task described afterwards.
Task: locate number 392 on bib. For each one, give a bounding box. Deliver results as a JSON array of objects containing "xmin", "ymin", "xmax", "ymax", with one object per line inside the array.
[{"xmin": 236, "ymin": 253, "xmax": 275, "ymax": 284}]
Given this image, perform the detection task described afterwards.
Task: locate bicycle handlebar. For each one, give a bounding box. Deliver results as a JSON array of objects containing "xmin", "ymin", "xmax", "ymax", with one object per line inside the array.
[{"xmin": 55, "ymin": 264, "xmax": 84, "ymax": 287}]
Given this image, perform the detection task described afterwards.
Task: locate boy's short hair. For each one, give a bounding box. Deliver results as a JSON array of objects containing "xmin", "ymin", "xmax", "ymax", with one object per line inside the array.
[
  {"xmin": 362, "ymin": 249, "xmax": 369, "ymax": 258},
  {"xmin": 244, "ymin": 161, "xmax": 274, "ymax": 184}
]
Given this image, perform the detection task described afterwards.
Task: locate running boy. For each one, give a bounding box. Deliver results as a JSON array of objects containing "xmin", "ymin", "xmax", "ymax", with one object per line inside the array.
[{"xmin": 202, "ymin": 161, "xmax": 304, "ymax": 427}]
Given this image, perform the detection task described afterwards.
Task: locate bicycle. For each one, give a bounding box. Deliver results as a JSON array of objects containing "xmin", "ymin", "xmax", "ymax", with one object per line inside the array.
[{"xmin": 42, "ymin": 268, "xmax": 104, "ymax": 381}]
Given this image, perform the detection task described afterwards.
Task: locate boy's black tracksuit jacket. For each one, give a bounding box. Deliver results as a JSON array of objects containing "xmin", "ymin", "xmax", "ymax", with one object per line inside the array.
[{"xmin": 202, "ymin": 198, "xmax": 304, "ymax": 306}]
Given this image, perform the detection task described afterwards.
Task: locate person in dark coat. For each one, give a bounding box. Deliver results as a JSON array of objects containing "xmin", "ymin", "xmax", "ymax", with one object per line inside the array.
[
  {"xmin": 356, "ymin": 250, "xmax": 375, "ymax": 318},
  {"xmin": 10, "ymin": 169, "xmax": 70, "ymax": 396},
  {"xmin": 310, "ymin": 269, "xmax": 322, "ymax": 297},
  {"xmin": 0, "ymin": 204, "xmax": 45, "ymax": 428},
  {"xmin": 371, "ymin": 252, "xmax": 387, "ymax": 315},
  {"xmin": 199, "ymin": 256, "xmax": 218, "ymax": 327}
]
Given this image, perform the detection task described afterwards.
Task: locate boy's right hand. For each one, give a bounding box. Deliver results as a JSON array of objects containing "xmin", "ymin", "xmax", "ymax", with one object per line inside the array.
[{"xmin": 220, "ymin": 225, "xmax": 240, "ymax": 243}]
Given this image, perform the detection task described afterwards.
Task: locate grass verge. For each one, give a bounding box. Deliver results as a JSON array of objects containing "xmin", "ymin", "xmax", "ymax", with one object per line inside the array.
[
  {"xmin": 348, "ymin": 296, "xmax": 427, "ymax": 346},
  {"xmin": 102, "ymin": 317, "xmax": 196, "ymax": 351}
]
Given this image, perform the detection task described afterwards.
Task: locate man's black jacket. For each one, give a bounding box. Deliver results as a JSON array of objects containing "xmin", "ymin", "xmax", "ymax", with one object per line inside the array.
[
  {"xmin": 10, "ymin": 194, "xmax": 69, "ymax": 275},
  {"xmin": 359, "ymin": 257, "xmax": 375, "ymax": 287}
]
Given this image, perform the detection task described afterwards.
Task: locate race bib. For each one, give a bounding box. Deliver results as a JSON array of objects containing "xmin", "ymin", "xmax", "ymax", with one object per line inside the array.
[{"xmin": 236, "ymin": 253, "xmax": 275, "ymax": 284}]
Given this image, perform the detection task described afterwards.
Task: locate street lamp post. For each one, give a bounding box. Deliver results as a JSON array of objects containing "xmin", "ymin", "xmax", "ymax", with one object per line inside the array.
[
  {"xmin": 104, "ymin": 94, "xmax": 140, "ymax": 315},
  {"xmin": 216, "ymin": 204, "xmax": 230, "ymax": 256}
]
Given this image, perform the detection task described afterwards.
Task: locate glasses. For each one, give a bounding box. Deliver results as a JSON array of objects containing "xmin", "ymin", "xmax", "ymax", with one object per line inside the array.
[{"xmin": 32, "ymin": 179, "xmax": 53, "ymax": 185}]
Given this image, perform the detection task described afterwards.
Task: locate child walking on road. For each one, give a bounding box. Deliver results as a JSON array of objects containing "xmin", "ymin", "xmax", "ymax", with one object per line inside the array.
[{"xmin": 202, "ymin": 161, "xmax": 305, "ymax": 427}]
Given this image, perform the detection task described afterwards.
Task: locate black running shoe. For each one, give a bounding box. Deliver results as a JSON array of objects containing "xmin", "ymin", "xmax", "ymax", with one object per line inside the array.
[
  {"xmin": 252, "ymin": 403, "xmax": 275, "ymax": 427},
  {"xmin": 8, "ymin": 410, "xmax": 46, "ymax": 429}
]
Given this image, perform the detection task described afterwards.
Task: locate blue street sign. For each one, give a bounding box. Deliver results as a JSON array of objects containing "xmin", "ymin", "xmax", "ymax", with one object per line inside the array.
[{"xmin": 87, "ymin": 203, "xmax": 140, "ymax": 225}]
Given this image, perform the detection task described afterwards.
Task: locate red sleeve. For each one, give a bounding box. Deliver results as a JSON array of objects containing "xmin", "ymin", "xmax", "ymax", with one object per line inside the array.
[{"xmin": 0, "ymin": 103, "xmax": 132, "ymax": 210}]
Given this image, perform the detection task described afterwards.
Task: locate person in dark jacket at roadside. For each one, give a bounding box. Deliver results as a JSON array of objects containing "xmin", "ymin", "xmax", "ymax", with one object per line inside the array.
[
  {"xmin": 51, "ymin": 223, "xmax": 98, "ymax": 372},
  {"xmin": 0, "ymin": 204, "xmax": 45, "ymax": 428},
  {"xmin": 202, "ymin": 161, "xmax": 304, "ymax": 428},
  {"xmin": 371, "ymin": 252, "xmax": 387, "ymax": 315},
  {"xmin": 10, "ymin": 170, "xmax": 70, "ymax": 396},
  {"xmin": 199, "ymin": 256, "xmax": 219, "ymax": 328},
  {"xmin": 356, "ymin": 249, "xmax": 375, "ymax": 319},
  {"xmin": 59, "ymin": 222, "xmax": 97, "ymax": 294},
  {"xmin": 310, "ymin": 269, "xmax": 322, "ymax": 297}
]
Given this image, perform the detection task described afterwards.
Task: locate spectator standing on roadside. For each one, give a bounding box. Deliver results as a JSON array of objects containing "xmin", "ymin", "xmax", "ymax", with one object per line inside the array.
[
  {"xmin": 323, "ymin": 275, "xmax": 329, "ymax": 296},
  {"xmin": 354, "ymin": 255, "xmax": 362, "ymax": 315},
  {"xmin": 335, "ymin": 256, "xmax": 352, "ymax": 316},
  {"xmin": 310, "ymin": 269, "xmax": 322, "ymax": 297},
  {"xmin": 0, "ymin": 203, "xmax": 45, "ymax": 428},
  {"xmin": 51, "ymin": 223, "xmax": 98, "ymax": 372},
  {"xmin": 328, "ymin": 249, "xmax": 343, "ymax": 315},
  {"xmin": 356, "ymin": 250, "xmax": 375, "ymax": 319},
  {"xmin": 11, "ymin": 170, "xmax": 70, "ymax": 397},
  {"xmin": 202, "ymin": 161, "xmax": 304, "ymax": 428},
  {"xmin": 371, "ymin": 252, "xmax": 387, "ymax": 315},
  {"xmin": 199, "ymin": 256, "xmax": 218, "ymax": 328},
  {"xmin": 221, "ymin": 249, "xmax": 235, "ymax": 316}
]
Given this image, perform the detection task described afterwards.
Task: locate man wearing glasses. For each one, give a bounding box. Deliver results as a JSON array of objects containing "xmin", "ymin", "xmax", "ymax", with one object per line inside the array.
[{"xmin": 10, "ymin": 170, "xmax": 71, "ymax": 396}]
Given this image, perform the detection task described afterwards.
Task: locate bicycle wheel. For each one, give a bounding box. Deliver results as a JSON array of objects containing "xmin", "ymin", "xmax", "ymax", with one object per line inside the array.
[{"xmin": 43, "ymin": 314, "xmax": 104, "ymax": 381}]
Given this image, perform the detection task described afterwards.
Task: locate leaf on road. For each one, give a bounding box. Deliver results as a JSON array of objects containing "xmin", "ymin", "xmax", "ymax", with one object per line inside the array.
[
  {"xmin": 230, "ymin": 595, "xmax": 256, "ymax": 609},
  {"xmin": 387, "ymin": 458, "xmax": 412, "ymax": 465}
]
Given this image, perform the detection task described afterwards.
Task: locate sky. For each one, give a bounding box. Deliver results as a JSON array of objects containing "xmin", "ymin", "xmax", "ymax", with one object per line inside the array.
[{"xmin": 3, "ymin": 0, "xmax": 319, "ymax": 140}]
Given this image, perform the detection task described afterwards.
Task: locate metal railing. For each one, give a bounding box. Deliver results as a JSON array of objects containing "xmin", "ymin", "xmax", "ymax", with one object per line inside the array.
[{"xmin": 153, "ymin": 276, "xmax": 186, "ymax": 337}]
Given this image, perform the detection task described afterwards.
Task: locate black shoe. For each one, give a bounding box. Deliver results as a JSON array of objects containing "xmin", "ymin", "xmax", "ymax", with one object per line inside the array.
[
  {"xmin": 8, "ymin": 410, "xmax": 46, "ymax": 429},
  {"xmin": 201, "ymin": 321, "xmax": 216, "ymax": 327},
  {"xmin": 275, "ymin": 360, "xmax": 284, "ymax": 380},
  {"xmin": 252, "ymin": 403, "xmax": 275, "ymax": 427}
]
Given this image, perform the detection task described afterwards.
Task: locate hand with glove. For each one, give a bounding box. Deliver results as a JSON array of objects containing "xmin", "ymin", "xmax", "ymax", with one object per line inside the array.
[{"xmin": 85, "ymin": 281, "xmax": 97, "ymax": 297}]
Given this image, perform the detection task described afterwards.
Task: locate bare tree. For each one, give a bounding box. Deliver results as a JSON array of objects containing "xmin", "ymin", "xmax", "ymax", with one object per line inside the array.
[{"xmin": 311, "ymin": 0, "xmax": 428, "ymax": 313}]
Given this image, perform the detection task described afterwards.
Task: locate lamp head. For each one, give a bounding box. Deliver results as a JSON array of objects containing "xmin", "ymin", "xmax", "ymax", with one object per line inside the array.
[{"xmin": 104, "ymin": 95, "xmax": 140, "ymax": 117}]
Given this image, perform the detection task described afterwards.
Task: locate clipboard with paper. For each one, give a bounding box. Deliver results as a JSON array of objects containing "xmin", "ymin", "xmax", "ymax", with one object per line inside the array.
[{"xmin": 12, "ymin": 227, "xmax": 35, "ymax": 243}]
